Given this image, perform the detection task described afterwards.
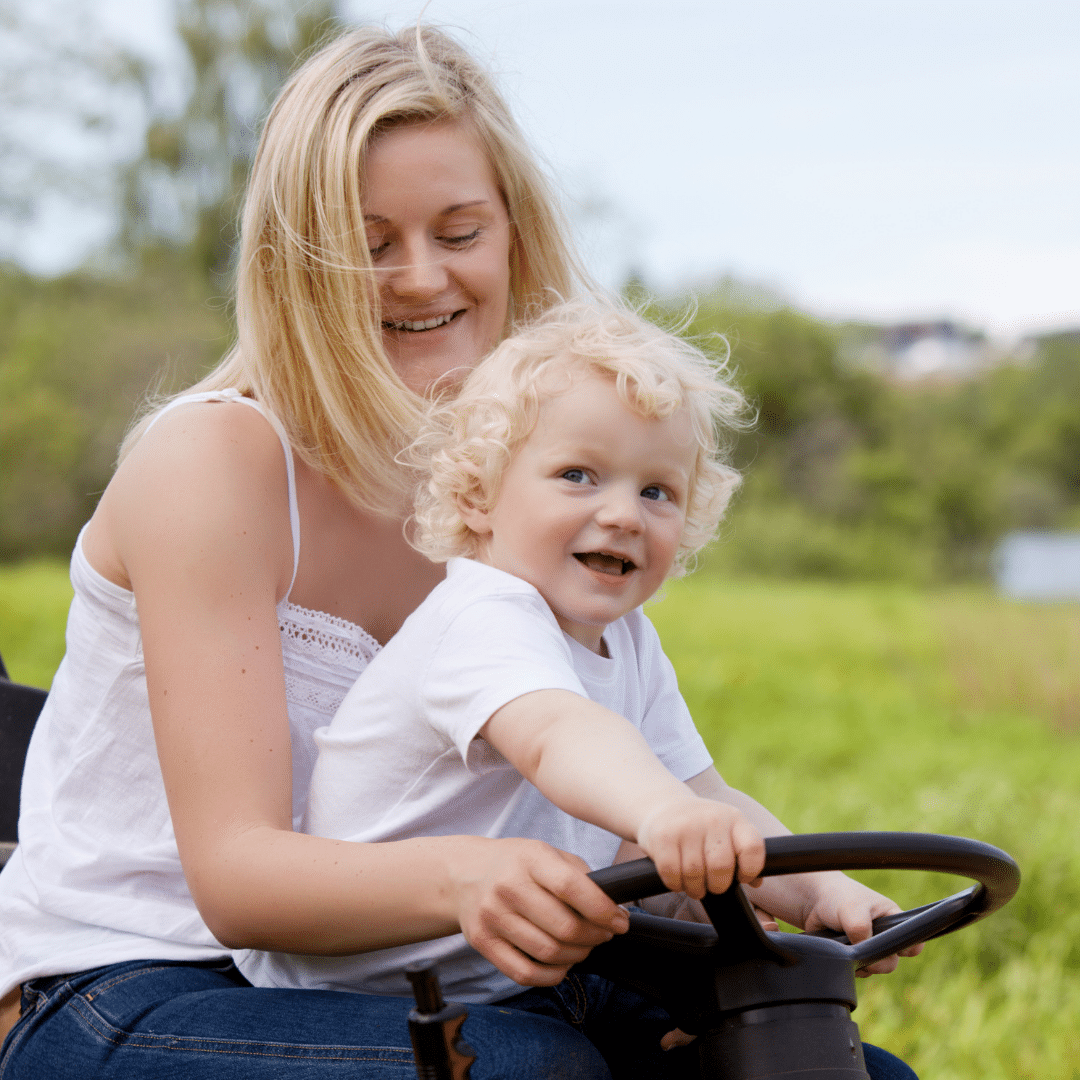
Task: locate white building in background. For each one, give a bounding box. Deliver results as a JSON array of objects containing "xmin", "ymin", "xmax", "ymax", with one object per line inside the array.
[
  {"xmin": 881, "ymin": 322, "xmax": 995, "ymax": 380},
  {"xmin": 994, "ymin": 533, "xmax": 1080, "ymax": 601},
  {"xmin": 848, "ymin": 320, "xmax": 1004, "ymax": 381}
]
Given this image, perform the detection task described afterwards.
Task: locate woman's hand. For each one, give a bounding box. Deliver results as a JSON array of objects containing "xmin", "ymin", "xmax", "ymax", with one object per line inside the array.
[{"xmin": 451, "ymin": 837, "xmax": 629, "ymax": 986}]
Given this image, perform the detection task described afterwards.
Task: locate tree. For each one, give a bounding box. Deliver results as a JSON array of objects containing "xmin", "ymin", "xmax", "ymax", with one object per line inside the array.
[
  {"xmin": 123, "ymin": 0, "xmax": 337, "ymax": 282},
  {"xmin": 0, "ymin": 0, "xmax": 148, "ymax": 271},
  {"xmin": 0, "ymin": 0, "xmax": 337, "ymax": 279}
]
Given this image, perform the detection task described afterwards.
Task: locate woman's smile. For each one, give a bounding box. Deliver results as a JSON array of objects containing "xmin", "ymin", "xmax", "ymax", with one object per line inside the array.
[
  {"xmin": 363, "ymin": 121, "xmax": 512, "ymax": 395},
  {"xmin": 382, "ymin": 311, "xmax": 464, "ymax": 333}
]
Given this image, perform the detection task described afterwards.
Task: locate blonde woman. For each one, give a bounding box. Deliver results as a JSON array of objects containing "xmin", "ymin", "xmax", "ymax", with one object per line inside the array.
[{"xmin": 0, "ymin": 26, "xmax": 918, "ymax": 1080}]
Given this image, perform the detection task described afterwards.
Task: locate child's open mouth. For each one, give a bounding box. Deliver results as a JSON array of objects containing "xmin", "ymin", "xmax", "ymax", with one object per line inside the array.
[{"xmin": 574, "ymin": 552, "xmax": 636, "ymax": 576}]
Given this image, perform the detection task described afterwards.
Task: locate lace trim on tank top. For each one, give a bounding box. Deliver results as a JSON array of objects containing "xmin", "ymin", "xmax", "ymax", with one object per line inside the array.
[{"xmin": 279, "ymin": 601, "xmax": 381, "ymax": 714}]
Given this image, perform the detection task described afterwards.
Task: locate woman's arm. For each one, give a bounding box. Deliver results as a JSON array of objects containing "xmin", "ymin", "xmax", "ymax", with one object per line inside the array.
[{"xmin": 92, "ymin": 402, "xmax": 623, "ymax": 985}]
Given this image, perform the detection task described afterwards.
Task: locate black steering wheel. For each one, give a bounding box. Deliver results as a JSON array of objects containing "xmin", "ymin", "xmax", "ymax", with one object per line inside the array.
[{"xmin": 577, "ymin": 832, "xmax": 1019, "ymax": 1080}]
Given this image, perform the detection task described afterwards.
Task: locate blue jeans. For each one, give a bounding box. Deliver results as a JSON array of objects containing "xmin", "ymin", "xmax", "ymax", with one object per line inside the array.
[
  {"xmin": 507, "ymin": 973, "xmax": 918, "ymax": 1080},
  {"xmin": 0, "ymin": 959, "xmax": 917, "ymax": 1079}
]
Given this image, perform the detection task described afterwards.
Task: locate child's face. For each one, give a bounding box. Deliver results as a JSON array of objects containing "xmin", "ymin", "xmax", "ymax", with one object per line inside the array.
[{"xmin": 464, "ymin": 372, "xmax": 696, "ymax": 653}]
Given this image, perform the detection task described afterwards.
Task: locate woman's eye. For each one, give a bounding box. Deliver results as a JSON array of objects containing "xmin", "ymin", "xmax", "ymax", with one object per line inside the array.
[
  {"xmin": 442, "ymin": 228, "xmax": 480, "ymax": 247},
  {"xmin": 367, "ymin": 239, "xmax": 389, "ymax": 259},
  {"xmin": 561, "ymin": 468, "xmax": 590, "ymax": 485},
  {"xmin": 641, "ymin": 485, "xmax": 670, "ymax": 502}
]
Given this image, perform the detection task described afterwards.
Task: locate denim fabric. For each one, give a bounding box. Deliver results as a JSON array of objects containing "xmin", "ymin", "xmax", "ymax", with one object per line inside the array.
[
  {"xmin": 505, "ymin": 973, "xmax": 918, "ymax": 1080},
  {"xmin": 505, "ymin": 972, "xmax": 697, "ymax": 1078},
  {"xmin": 862, "ymin": 1043, "xmax": 919, "ymax": 1080},
  {"xmin": 0, "ymin": 959, "xmax": 918, "ymax": 1080},
  {"xmin": 0, "ymin": 959, "xmax": 607, "ymax": 1079}
]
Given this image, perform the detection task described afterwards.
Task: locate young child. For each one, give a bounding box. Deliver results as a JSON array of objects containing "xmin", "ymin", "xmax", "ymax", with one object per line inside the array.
[{"xmin": 238, "ymin": 300, "xmax": 907, "ymax": 1006}]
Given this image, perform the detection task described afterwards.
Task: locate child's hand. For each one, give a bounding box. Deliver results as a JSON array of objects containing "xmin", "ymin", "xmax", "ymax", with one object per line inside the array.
[
  {"xmin": 795, "ymin": 872, "xmax": 925, "ymax": 977},
  {"xmin": 636, "ymin": 796, "xmax": 765, "ymax": 900}
]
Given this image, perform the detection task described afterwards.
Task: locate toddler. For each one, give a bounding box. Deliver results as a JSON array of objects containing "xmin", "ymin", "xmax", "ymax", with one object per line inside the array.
[{"xmin": 239, "ymin": 300, "xmax": 903, "ymax": 1006}]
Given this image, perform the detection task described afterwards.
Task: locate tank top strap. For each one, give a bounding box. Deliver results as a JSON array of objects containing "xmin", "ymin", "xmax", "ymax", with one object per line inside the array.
[{"xmin": 143, "ymin": 389, "xmax": 301, "ymax": 596}]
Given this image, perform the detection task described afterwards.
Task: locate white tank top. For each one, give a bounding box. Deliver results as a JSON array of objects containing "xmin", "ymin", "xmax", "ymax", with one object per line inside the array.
[{"xmin": 0, "ymin": 390, "xmax": 381, "ymax": 998}]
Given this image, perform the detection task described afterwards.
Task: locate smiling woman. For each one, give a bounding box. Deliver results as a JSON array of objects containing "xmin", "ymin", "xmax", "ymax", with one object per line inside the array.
[
  {"xmin": 0, "ymin": 22, "xmax": 919, "ymax": 1080},
  {"xmin": 0, "ymin": 25, "xmax": 627, "ymax": 1080},
  {"xmin": 363, "ymin": 120, "xmax": 512, "ymax": 395}
]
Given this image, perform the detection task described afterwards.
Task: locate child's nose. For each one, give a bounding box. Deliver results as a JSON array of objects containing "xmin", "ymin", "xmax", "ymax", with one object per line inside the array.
[{"xmin": 597, "ymin": 485, "xmax": 644, "ymax": 531}]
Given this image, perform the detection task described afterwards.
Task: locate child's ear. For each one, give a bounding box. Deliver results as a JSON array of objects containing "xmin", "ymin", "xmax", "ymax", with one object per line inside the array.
[{"xmin": 456, "ymin": 493, "xmax": 492, "ymax": 536}]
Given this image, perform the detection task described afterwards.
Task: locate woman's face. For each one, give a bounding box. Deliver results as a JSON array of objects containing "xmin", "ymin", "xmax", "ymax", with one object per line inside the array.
[{"xmin": 363, "ymin": 120, "xmax": 513, "ymax": 395}]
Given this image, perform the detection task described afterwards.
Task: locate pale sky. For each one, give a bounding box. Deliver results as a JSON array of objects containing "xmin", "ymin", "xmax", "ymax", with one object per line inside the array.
[{"xmin": 14, "ymin": 0, "xmax": 1080, "ymax": 340}]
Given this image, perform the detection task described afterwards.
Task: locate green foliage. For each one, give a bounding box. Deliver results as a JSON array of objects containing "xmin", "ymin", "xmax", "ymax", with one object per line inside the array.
[
  {"xmin": 0, "ymin": 261, "xmax": 230, "ymax": 557},
  {"xmin": 124, "ymin": 0, "xmax": 337, "ymax": 281},
  {"xmin": 644, "ymin": 292, "xmax": 1080, "ymax": 583},
  {"xmin": 1, "ymin": 1, "xmax": 339, "ymax": 558},
  {"xmin": 0, "ymin": 558, "xmax": 72, "ymax": 688}
]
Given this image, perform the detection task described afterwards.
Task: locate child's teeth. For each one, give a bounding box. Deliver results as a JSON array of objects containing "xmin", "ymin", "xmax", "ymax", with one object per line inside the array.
[{"xmin": 579, "ymin": 553, "xmax": 627, "ymax": 576}]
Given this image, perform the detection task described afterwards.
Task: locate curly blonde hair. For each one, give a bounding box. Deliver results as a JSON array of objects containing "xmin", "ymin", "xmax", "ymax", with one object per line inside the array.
[
  {"xmin": 121, "ymin": 24, "xmax": 590, "ymax": 513},
  {"xmin": 409, "ymin": 299, "xmax": 750, "ymax": 574}
]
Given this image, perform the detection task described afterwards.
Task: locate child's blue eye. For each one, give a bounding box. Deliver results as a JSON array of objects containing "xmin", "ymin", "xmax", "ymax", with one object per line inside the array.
[
  {"xmin": 641, "ymin": 485, "xmax": 669, "ymax": 502},
  {"xmin": 561, "ymin": 468, "xmax": 589, "ymax": 484}
]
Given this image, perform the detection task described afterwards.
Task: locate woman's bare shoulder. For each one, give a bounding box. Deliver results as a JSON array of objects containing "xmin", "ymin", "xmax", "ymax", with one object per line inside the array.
[
  {"xmin": 87, "ymin": 399, "xmax": 295, "ymax": 597},
  {"xmin": 126, "ymin": 397, "xmax": 288, "ymax": 473}
]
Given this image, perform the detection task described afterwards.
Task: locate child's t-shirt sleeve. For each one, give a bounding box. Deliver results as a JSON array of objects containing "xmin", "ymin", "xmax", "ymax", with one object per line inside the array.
[
  {"xmin": 634, "ymin": 612, "xmax": 714, "ymax": 783},
  {"xmin": 420, "ymin": 593, "xmax": 588, "ymax": 773}
]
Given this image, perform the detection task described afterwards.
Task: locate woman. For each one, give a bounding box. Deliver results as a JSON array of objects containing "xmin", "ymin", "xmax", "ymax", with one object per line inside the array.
[{"xmin": 0, "ymin": 25, "xmax": 917, "ymax": 1080}]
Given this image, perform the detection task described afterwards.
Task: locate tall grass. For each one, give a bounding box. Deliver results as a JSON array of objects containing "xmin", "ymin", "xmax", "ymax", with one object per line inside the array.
[
  {"xmin": 940, "ymin": 596, "xmax": 1080, "ymax": 732},
  {"xmin": 0, "ymin": 558, "xmax": 72, "ymax": 687},
  {"xmin": 1, "ymin": 561, "xmax": 1077, "ymax": 1076},
  {"xmin": 648, "ymin": 575, "xmax": 1079, "ymax": 1080}
]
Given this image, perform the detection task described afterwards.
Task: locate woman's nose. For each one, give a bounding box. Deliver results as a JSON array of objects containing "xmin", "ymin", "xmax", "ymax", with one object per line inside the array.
[{"xmin": 383, "ymin": 238, "xmax": 449, "ymax": 299}]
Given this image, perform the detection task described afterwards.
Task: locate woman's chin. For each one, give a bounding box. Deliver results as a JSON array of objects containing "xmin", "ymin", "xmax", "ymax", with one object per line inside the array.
[{"xmin": 386, "ymin": 331, "xmax": 485, "ymax": 395}]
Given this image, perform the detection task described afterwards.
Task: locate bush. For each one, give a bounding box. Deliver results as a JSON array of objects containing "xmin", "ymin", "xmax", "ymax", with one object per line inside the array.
[{"xmin": 0, "ymin": 260, "xmax": 231, "ymax": 557}]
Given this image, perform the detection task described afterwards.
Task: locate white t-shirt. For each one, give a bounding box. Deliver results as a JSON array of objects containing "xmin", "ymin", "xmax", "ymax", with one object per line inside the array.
[{"xmin": 237, "ymin": 557, "xmax": 712, "ymax": 1003}]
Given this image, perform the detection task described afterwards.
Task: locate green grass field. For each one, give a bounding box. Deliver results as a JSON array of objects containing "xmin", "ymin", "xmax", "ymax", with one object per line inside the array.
[
  {"xmin": 0, "ymin": 559, "xmax": 74, "ymax": 688},
  {"xmin": 2, "ymin": 560, "xmax": 1077, "ymax": 1078},
  {"xmin": 648, "ymin": 575, "xmax": 1079, "ymax": 1080}
]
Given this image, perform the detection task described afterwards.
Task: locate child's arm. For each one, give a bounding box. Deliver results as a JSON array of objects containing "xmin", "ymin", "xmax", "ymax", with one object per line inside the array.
[
  {"xmin": 686, "ymin": 767, "xmax": 924, "ymax": 975},
  {"xmin": 481, "ymin": 689, "xmax": 764, "ymax": 899},
  {"xmin": 613, "ymin": 768, "xmax": 923, "ymax": 976}
]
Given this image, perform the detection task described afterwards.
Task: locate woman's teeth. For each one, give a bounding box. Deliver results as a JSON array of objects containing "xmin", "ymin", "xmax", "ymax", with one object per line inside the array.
[{"xmin": 386, "ymin": 313, "xmax": 456, "ymax": 332}]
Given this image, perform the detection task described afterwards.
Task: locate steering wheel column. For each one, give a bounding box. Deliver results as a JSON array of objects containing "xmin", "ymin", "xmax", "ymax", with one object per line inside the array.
[{"xmin": 577, "ymin": 832, "xmax": 1020, "ymax": 1080}]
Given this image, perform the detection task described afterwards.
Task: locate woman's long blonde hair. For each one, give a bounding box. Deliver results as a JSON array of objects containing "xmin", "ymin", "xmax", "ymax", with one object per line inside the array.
[{"xmin": 122, "ymin": 24, "xmax": 589, "ymax": 513}]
